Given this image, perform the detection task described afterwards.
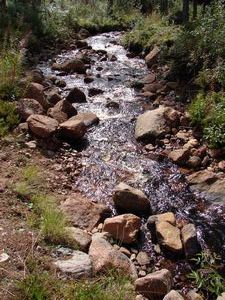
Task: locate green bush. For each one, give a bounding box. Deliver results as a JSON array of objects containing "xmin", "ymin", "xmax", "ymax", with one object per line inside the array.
[
  {"xmin": 189, "ymin": 92, "xmax": 225, "ymax": 148},
  {"xmin": 0, "ymin": 100, "xmax": 19, "ymax": 136},
  {"xmin": 123, "ymin": 12, "xmax": 179, "ymax": 53}
]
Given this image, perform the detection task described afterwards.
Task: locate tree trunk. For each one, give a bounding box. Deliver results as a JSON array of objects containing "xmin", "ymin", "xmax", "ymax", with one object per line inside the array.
[
  {"xmin": 0, "ymin": 0, "xmax": 7, "ymax": 13},
  {"xmin": 183, "ymin": 0, "xmax": 189, "ymax": 23}
]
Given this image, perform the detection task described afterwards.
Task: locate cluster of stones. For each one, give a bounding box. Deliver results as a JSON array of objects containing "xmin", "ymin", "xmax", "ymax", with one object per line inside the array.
[
  {"xmin": 53, "ymin": 183, "xmax": 204, "ymax": 299},
  {"xmin": 134, "ymin": 46, "xmax": 225, "ymax": 203}
]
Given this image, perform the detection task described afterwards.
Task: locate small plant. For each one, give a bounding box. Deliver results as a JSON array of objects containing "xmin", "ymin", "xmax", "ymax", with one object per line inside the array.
[
  {"xmin": 0, "ymin": 100, "xmax": 20, "ymax": 136},
  {"xmin": 188, "ymin": 252, "xmax": 225, "ymax": 298}
]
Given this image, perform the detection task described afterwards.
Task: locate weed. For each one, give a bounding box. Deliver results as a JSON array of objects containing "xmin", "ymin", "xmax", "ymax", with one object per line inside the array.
[{"xmin": 0, "ymin": 100, "xmax": 20, "ymax": 137}]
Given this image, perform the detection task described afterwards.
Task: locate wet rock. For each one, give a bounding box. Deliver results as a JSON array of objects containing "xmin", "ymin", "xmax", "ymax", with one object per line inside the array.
[
  {"xmin": 207, "ymin": 179, "xmax": 225, "ymax": 203},
  {"xmin": 44, "ymin": 87, "xmax": 61, "ymax": 106},
  {"xmin": 66, "ymin": 227, "xmax": 92, "ymax": 252},
  {"xmin": 84, "ymin": 76, "xmax": 94, "ymax": 84},
  {"xmin": 186, "ymin": 290, "xmax": 204, "ymax": 300},
  {"xmin": 55, "ymin": 79, "xmax": 67, "ymax": 88},
  {"xmin": 136, "ymin": 251, "xmax": 150, "ymax": 266},
  {"xmin": 24, "ymin": 82, "xmax": 48, "ymax": 110},
  {"xmin": 163, "ymin": 290, "xmax": 184, "ymax": 300},
  {"xmin": 28, "ymin": 69, "xmax": 44, "ymax": 84},
  {"xmin": 89, "ymin": 236, "xmax": 137, "ymax": 279},
  {"xmin": 168, "ymin": 149, "xmax": 190, "ymax": 166},
  {"xmin": 142, "ymin": 73, "xmax": 156, "ymax": 84},
  {"xmin": 59, "ymin": 119, "xmax": 86, "ymax": 140},
  {"xmin": 54, "ymin": 250, "xmax": 92, "ymax": 278},
  {"xmin": 76, "ymin": 40, "xmax": 88, "ymax": 48},
  {"xmin": 147, "ymin": 212, "xmax": 176, "ymax": 229},
  {"xmin": 66, "ymin": 87, "xmax": 86, "ymax": 103},
  {"xmin": 156, "ymin": 221, "xmax": 183, "ymax": 253},
  {"xmin": 27, "ymin": 114, "xmax": 58, "ymax": 138},
  {"xmin": 187, "ymin": 156, "xmax": 201, "ymax": 169},
  {"xmin": 88, "ymin": 88, "xmax": 104, "ymax": 97},
  {"xmin": 135, "ymin": 269, "xmax": 172, "ymax": 299},
  {"xmin": 106, "ymin": 100, "xmax": 120, "ymax": 109},
  {"xmin": 103, "ymin": 214, "xmax": 141, "ymax": 244},
  {"xmin": 113, "ymin": 182, "xmax": 151, "ymax": 216},
  {"xmin": 143, "ymin": 82, "xmax": 164, "ymax": 93},
  {"xmin": 17, "ymin": 98, "xmax": 44, "ymax": 120},
  {"xmin": 181, "ymin": 224, "xmax": 200, "ymax": 258},
  {"xmin": 70, "ymin": 112, "xmax": 99, "ymax": 127},
  {"xmin": 187, "ymin": 170, "xmax": 217, "ymax": 186},
  {"xmin": 52, "ymin": 59, "xmax": 86, "ymax": 74},
  {"xmin": 78, "ymin": 28, "xmax": 90, "ymax": 39},
  {"xmin": 145, "ymin": 46, "xmax": 160, "ymax": 68},
  {"xmin": 135, "ymin": 106, "xmax": 169, "ymax": 142},
  {"xmin": 48, "ymin": 99, "xmax": 77, "ymax": 123},
  {"xmin": 61, "ymin": 193, "xmax": 111, "ymax": 231}
]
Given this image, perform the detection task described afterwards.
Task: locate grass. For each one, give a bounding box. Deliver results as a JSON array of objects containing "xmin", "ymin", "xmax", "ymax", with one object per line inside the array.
[
  {"xmin": 188, "ymin": 252, "xmax": 225, "ymax": 299},
  {"xmin": 122, "ymin": 12, "xmax": 180, "ymax": 53},
  {"xmin": 14, "ymin": 165, "xmax": 72, "ymax": 246},
  {"xmin": 0, "ymin": 99, "xmax": 20, "ymax": 137}
]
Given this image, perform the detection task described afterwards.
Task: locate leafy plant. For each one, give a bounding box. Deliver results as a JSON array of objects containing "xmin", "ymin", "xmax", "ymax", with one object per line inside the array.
[
  {"xmin": 0, "ymin": 100, "xmax": 20, "ymax": 136},
  {"xmin": 188, "ymin": 252, "xmax": 225, "ymax": 298}
]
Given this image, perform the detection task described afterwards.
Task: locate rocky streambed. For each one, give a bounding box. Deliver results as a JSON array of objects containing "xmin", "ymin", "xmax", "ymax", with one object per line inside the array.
[{"xmin": 14, "ymin": 31, "xmax": 225, "ymax": 298}]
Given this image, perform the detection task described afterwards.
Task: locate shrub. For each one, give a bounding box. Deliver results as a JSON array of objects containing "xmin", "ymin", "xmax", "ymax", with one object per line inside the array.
[
  {"xmin": 188, "ymin": 252, "xmax": 225, "ymax": 298},
  {"xmin": 0, "ymin": 100, "xmax": 20, "ymax": 136}
]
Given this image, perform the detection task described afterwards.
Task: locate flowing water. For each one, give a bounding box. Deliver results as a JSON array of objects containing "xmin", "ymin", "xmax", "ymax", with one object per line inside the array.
[{"xmin": 39, "ymin": 32, "xmax": 225, "ymax": 262}]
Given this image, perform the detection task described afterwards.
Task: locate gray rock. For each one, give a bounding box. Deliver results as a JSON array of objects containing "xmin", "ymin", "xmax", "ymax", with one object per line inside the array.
[
  {"xmin": 136, "ymin": 251, "xmax": 150, "ymax": 266},
  {"xmin": 163, "ymin": 290, "xmax": 184, "ymax": 300},
  {"xmin": 66, "ymin": 227, "xmax": 92, "ymax": 252},
  {"xmin": 54, "ymin": 250, "xmax": 92, "ymax": 278},
  {"xmin": 70, "ymin": 112, "xmax": 99, "ymax": 127},
  {"xmin": 181, "ymin": 224, "xmax": 200, "ymax": 258},
  {"xmin": 17, "ymin": 98, "xmax": 44, "ymax": 120}
]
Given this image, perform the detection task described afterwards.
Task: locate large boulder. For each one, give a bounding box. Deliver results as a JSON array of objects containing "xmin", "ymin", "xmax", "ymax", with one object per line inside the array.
[
  {"xmin": 135, "ymin": 269, "xmax": 172, "ymax": 299},
  {"xmin": 17, "ymin": 98, "xmax": 44, "ymax": 120},
  {"xmin": 181, "ymin": 224, "xmax": 200, "ymax": 258},
  {"xmin": 27, "ymin": 114, "xmax": 58, "ymax": 138},
  {"xmin": 217, "ymin": 293, "xmax": 225, "ymax": 300},
  {"xmin": 103, "ymin": 214, "xmax": 141, "ymax": 244},
  {"xmin": 52, "ymin": 59, "xmax": 86, "ymax": 74},
  {"xmin": 61, "ymin": 194, "xmax": 111, "ymax": 231},
  {"xmin": 145, "ymin": 46, "xmax": 160, "ymax": 68},
  {"xmin": 47, "ymin": 100, "xmax": 77, "ymax": 123},
  {"xmin": 163, "ymin": 290, "xmax": 184, "ymax": 300},
  {"xmin": 70, "ymin": 112, "xmax": 99, "ymax": 127},
  {"xmin": 89, "ymin": 235, "xmax": 137, "ymax": 279},
  {"xmin": 54, "ymin": 250, "xmax": 92, "ymax": 278},
  {"xmin": 59, "ymin": 119, "xmax": 86, "ymax": 140},
  {"xmin": 156, "ymin": 221, "xmax": 183, "ymax": 254},
  {"xmin": 113, "ymin": 182, "xmax": 151, "ymax": 216},
  {"xmin": 24, "ymin": 82, "xmax": 48, "ymax": 110},
  {"xmin": 135, "ymin": 106, "xmax": 169, "ymax": 142},
  {"xmin": 66, "ymin": 87, "xmax": 86, "ymax": 103},
  {"xmin": 66, "ymin": 227, "xmax": 92, "ymax": 252}
]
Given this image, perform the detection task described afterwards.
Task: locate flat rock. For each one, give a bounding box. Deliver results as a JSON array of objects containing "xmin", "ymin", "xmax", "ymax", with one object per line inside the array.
[
  {"xmin": 135, "ymin": 106, "xmax": 169, "ymax": 141},
  {"xmin": 70, "ymin": 112, "xmax": 99, "ymax": 127},
  {"xmin": 17, "ymin": 98, "xmax": 44, "ymax": 120},
  {"xmin": 59, "ymin": 119, "xmax": 86, "ymax": 140},
  {"xmin": 47, "ymin": 100, "xmax": 77, "ymax": 123},
  {"xmin": 54, "ymin": 250, "xmax": 92, "ymax": 278},
  {"xmin": 156, "ymin": 221, "xmax": 183, "ymax": 253},
  {"xmin": 103, "ymin": 214, "xmax": 141, "ymax": 244},
  {"xmin": 181, "ymin": 224, "xmax": 200, "ymax": 258},
  {"xmin": 52, "ymin": 59, "xmax": 86, "ymax": 74},
  {"xmin": 66, "ymin": 227, "xmax": 92, "ymax": 252},
  {"xmin": 113, "ymin": 182, "xmax": 151, "ymax": 216},
  {"xmin": 27, "ymin": 114, "xmax": 58, "ymax": 138},
  {"xmin": 135, "ymin": 269, "xmax": 172, "ymax": 299},
  {"xmin": 89, "ymin": 236, "xmax": 137, "ymax": 279},
  {"xmin": 187, "ymin": 170, "xmax": 217, "ymax": 186},
  {"xmin": 163, "ymin": 290, "xmax": 184, "ymax": 300},
  {"xmin": 61, "ymin": 194, "xmax": 111, "ymax": 231}
]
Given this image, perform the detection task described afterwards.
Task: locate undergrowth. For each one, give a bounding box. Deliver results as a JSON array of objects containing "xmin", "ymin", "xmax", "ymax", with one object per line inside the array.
[{"xmin": 0, "ymin": 100, "xmax": 20, "ymax": 137}]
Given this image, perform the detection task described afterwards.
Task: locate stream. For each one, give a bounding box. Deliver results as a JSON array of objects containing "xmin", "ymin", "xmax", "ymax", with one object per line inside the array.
[{"xmin": 39, "ymin": 32, "xmax": 225, "ymax": 266}]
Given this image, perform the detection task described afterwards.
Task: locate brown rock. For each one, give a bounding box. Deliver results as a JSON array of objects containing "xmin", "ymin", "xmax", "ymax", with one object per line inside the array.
[
  {"xmin": 143, "ymin": 82, "xmax": 164, "ymax": 93},
  {"xmin": 181, "ymin": 223, "xmax": 200, "ymax": 258},
  {"xmin": 145, "ymin": 46, "xmax": 160, "ymax": 68},
  {"xmin": 142, "ymin": 73, "xmax": 156, "ymax": 84},
  {"xmin": 61, "ymin": 194, "xmax": 111, "ymax": 231},
  {"xmin": 103, "ymin": 214, "xmax": 141, "ymax": 244},
  {"xmin": 66, "ymin": 227, "xmax": 92, "ymax": 252},
  {"xmin": 24, "ymin": 82, "xmax": 48, "ymax": 109},
  {"xmin": 156, "ymin": 221, "xmax": 183, "ymax": 253},
  {"xmin": 89, "ymin": 235, "xmax": 137, "ymax": 279},
  {"xmin": 52, "ymin": 59, "xmax": 86, "ymax": 74},
  {"xmin": 136, "ymin": 251, "xmax": 150, "ymax": 266},
  {"xmin": 135, "ymin": 269, "xmax": 172, "ymax": 299},
  {"xmin": 187, "ymin": 170, "xmax": 217, "ymax": 185},
  {"xmin": 59, "ymin": 119, "xmax": 86, "ymax": 140},
  {"xmin": 70, "ymin": 112, "xmax": 99, "ymax": 127},
  {"xmin": 66, "ymin": 87, "xmax": 86, "ymax": 103},
  {"xmin": 27, "ymin": 114, "xmax": 58, "ymax": 138},
  {"xmin": 17, "ymin": 98, "xmax": 44, "ymax": 120},
  {"xmin": 186, "ymin": 290, "xmax": 204, "ymax": 300},
  {"xmin": 47, "ymin": 100, "xmax": 77, "ymax": 123},
  {"xmin": 113, "ymin": 182, "xmax": 151, "ymax": 216},
  {"xmin": 168, "ymin": 149, "xmax": 190, "ymax": 165},
  {"xmin": 44, "ymin": 87, "xmax": 61, "ymax": 106},
  {"xmin": 163, "ymin": 290, "xmax": 184, "ymax": 300}
]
